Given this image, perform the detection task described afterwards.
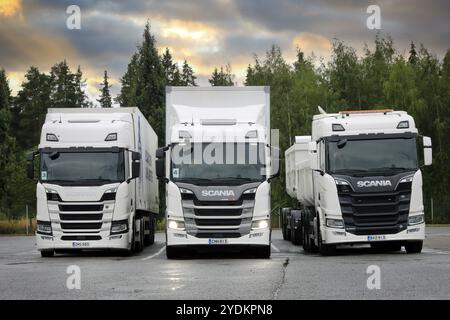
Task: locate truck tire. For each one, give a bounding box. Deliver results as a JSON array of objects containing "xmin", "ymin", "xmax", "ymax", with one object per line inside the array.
[
  {"xmin": 405, "ymin": 241, "xmax": 423, "ymax": 254},
  {"xmin": 133, "ymin": 217, "xmax": 144, "ymax": 253},
  {"xmin": 281, "ymin": 208, "xmax": 291, "ymax": 241},
  {"xmin": 166, "ymin": 246, "xmax": 182, "ymax": 259},
  {"xmin": 144, "ymin": 216, "xmax": 155, "ymax": 246},
  {"xmin": 317, "ymin": 218, "xmax": 334, "ymax": 255},
  {"xmin": 40, "ymin": 250, "xmax": 54, "ymax": 257},
  {"xmin": 255, "ymin": 245, "xmax": 271, "ymax": 259},
  {"xmin": 301, "ymin": 211, "xmax": 310, "ymax": 252},
  {"xmin": 291, "ymin": 210, "xmax": 302, "ymax": 246}
]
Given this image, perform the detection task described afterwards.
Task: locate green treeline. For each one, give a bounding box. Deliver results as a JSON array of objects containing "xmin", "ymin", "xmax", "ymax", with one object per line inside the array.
[{"xmin": 0, "ymin": 23, "xmax": 448, "ymax": 223}]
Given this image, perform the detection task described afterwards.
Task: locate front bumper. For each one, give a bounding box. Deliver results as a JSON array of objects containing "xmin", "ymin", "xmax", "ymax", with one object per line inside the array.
[
  {"xmin": 323, "ymin": 223, "xmax": 425, "ymax": 245},
  {"xmin": 36, "ymin": 231, "xmax": 131, "ymax": 251},
  {"xmin": 166, "ymin": 227, "xmax": 271, "ymax": 247}
]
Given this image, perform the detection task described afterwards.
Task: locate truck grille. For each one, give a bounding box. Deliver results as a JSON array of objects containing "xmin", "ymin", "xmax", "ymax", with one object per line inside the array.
[
  {"xmin": 47, "ymin": 198, "xmax": 114, "ymax": 234},
  {"xmin": 338, "ymin": 182, "xmax": 411, "ymax": 235},
  {"xmin": 182, "ymin": 192, "xmax": 255, "ymax": 238}
]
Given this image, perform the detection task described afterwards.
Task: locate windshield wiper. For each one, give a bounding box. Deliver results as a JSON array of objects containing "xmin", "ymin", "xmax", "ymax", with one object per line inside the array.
[{"xmin": 216, "ymin": 177, "xmax": 256, "ymax": 181}]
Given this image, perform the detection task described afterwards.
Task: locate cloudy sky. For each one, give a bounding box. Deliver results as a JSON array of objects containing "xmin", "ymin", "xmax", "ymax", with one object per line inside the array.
[{"xmin": 1, "ymin": 0, "xmax": 449, "ymax": 106}]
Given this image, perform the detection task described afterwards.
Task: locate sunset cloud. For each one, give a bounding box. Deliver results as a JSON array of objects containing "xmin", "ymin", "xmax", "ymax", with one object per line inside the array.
[
  {"xmin": 0, "ymin": 0, "xmax": 22, "ymax": 17},
  {"xmin": 0, "ymin": 0, "xmax": 449, "ymax": 106}
]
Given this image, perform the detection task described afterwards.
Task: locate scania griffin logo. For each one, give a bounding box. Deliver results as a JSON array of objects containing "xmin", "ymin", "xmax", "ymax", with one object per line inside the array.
[
  {"xmin": 201, "ymin": 190, "xmax": 235, "ymax": 197},
  {"xmin": 357, "ymin": 180, "xmax": 392, "ymax": 188}
]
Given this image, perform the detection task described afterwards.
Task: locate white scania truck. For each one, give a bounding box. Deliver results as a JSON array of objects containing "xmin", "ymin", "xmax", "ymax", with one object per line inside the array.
[
  {"xmin": 27, "ymin": 107, "xmax": 159, "ymax": 257},
  {"xmin": 156, "ymin": 87, "xmax": 279, "ymax": 259},
  {"xmin": 281, "ymin": 108, "xmax": 432, "ymax": 255}
]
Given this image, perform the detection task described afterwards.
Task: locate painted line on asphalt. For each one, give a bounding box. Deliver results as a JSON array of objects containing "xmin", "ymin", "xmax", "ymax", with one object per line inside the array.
[
  {"xmin": 141, "ymin": 246, "xmax": 166, "ymax": 261},
  {"xmin": 271, "ymin": 243, "xmax": 280, "ymax": 252}
]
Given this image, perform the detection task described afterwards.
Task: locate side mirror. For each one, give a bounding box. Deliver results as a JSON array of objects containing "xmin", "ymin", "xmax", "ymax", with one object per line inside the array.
[
  {"xmin": 423, "ymin": 136, "xmax": 432, "ymax": 166},
  {"xmin": 129, "ymin": 152, "xmax": 141, "ymax": 181},
  {"xmin": 156, "ymin": 146, "xmax": 168, "ymax": 159},
  {"xmin": 156, "ymin": 158, "xmax": 165, "ymax": 180},
  {"xmin": 269, "ymin": 146, "xmax": 280, "ymax": 180},
  {"xmin": 26, "ymin": 152, "xmax": 35, "ymax": 179}
]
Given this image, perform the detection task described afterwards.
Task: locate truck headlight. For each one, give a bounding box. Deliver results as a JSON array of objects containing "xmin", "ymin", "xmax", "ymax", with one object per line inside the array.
[
  {"xmin": 408, "ymin": 214, "xmax": 424, "ymax": 226},
  {"xmin": 335, "ymin": 179, "xmax": 352, "ymax": 194},
  {"xmin": 111, "ymin": 220, "xmax": 129, "ymax": 234},
  {"xmin": 168, "ymin": 219, "xmax": 185, "ymax": 230},
  {"xmin": 326, "ymin": 218, "xmax": 345, "ymax": 229},
  {"xmin": 252, "ymin": 219, "xmax": 269, "ymax": 230},
  {"xmin": 37, "ymin": 221, "xmax": 53, "ymax": 235}
]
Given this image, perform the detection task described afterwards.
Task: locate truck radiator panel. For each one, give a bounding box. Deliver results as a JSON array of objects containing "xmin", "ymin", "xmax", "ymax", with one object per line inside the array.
[{"xmin": 338, "ymin": 185, "xmax": 411, "ymax": 235}]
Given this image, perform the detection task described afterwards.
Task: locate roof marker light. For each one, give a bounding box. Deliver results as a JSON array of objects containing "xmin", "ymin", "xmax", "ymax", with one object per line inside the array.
[
  {"xmin": 179, "ymin": 130, "xmax": 192, "ymax": 139},
  {"xmin": 105, "ymin": 133, "xmax": 117, "ymax": 141},
  {"xmin": 46, "ymin": 133, "xmax": 59, "ymax": 142},
  {"xmin": 245, "ymin": 130, "xmax": 258, "ymax": 139},
  {"xmin": 397, "ymin": 121, "xmax": 409, "ymax": 129},
  {"xmin": 332, "ymin": 124, "xmax": 345, "ymax": 132}
]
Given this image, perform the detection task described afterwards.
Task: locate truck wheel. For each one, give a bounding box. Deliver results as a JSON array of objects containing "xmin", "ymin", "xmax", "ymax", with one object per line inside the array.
[
  {"xmin": 144, "ymin": 217, "xmax": 155, "ymax": 246},
  {"xmin": 301, "ymin": 211, "xmax": 310, "ymax": 252},
  {"xmin": 133, "ymin": 218, "xmax": 144, "ymax": 253},
  {"xmin": 166, "ymin": 246, "xmax": 181, "ymax": 259},
  {"xmin": 40, "ymin": 250, "xmax": 54, "ymax": 258},
  {"xmin": 255, "ymin": 245, "xmax": 271, "ymax": 259},
  {"xmin": 281, "ymin": 208, "xmax": 290, "ymax": 240},
  {"xmin": 291, "ymin": 211, "xmax": 302, "ymax": 246},
  {"xmin": 405, "ymin": 241, "xmax": 423, "ymax": 254}
]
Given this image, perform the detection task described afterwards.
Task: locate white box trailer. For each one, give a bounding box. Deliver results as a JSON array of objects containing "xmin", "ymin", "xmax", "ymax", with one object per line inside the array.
[
  {"xmin": 281, "ymin": 108, "xmax": 432, "ymax": 255},
  {"xmin": 27, "ymin": 107, "xmax": 159, "ymax": 257},
  {"xmin": 156, "ymin": 86, "xmax": 279, "ymax": 259}
]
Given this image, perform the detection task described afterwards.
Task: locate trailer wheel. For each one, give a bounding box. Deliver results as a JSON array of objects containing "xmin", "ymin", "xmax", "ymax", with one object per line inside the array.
[
  {"xmin": 144, "ymin": 217, "xmax": 155, "ymax": 246},
  {"xmin": 133, "ymin": 217, "xmax": 144, "ymax": 253},
  {"xmin": 405, "ymin": 241, "xmax": 423, "ymax": 254},
  {"xmin": 291, "ymin": 210, "xmax": 302, "ymax": 246},
  {"xmin": 301, "ymin": 211, "xmax": 309, "ymax": 252},
  {"xmin": 281, "ymin": 208, "xmax": 291, "ymax": 241},
  {"xmin": 40, "ymin": 250, "xmax": 54, "ymax": 258}
]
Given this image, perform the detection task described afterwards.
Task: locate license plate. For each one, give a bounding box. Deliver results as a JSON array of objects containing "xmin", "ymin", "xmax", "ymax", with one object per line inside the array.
[
  {"xmin": 208, "ymin": 239, "xmax": 228, "ymax": 245},
  {"xmin": 367, "ymin": 235, "xmax": 386, "ymax": 241},
  {"xmin": 72, "ymin": 241, "xmax": 90, "ymax": 248}
]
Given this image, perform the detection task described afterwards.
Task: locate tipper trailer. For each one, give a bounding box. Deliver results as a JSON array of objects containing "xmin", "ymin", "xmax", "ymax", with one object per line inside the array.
[
  {"xmin": 27, "ymin": 107, "xmax": 159, "ymax": 257},
  {"xmin": 281, "ymin": 108, "xmax": 432, "ymax": 255}
]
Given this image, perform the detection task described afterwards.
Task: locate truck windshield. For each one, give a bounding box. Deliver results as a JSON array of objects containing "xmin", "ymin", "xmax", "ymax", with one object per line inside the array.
[
  {"xmin": 327, "ymin": 137, "xmax": 418, "ymax": 175},
  {"xmin": 171, "ymin": 143, "xmax": 266, "ymax": 184},
  {"xmin": 40, "ymin": 151, "xmax": 125, "ymax": 185}
]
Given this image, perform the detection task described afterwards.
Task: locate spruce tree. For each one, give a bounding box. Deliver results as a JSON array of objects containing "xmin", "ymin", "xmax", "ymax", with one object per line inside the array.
[
  {"xmin": 97, "ymin": 70, "xmax": 112, "ymax": 108},
  {"xmin": 181, "ymin": 60, "xmax": 197, "ymax": 86}
]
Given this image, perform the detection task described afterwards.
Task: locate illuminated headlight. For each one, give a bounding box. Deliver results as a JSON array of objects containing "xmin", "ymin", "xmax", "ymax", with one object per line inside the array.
[
  {"xmin": 326, "ymin": 218, "xmax": 345, "ymax": 229},
  {"xmin": 110, "ymin": 220, "xmax": 128, "ymax": 235},
  {"xmin": 179, "ymin": 188, "xmax": 193, "ymax": 194},
  {"xmin": 408, "ymin": 214, "xmax": 424, "ymax": 226},
  {"xmin": 168, "ymin": 219, "xmax": 185, "ymax": 230},
  {"xmin": 37, "ymin": 221, "xmax": 52, "ymax": 235},
  {"xmin": 252, "ymin": 219, "xmax": 269, "ymax": 230}
]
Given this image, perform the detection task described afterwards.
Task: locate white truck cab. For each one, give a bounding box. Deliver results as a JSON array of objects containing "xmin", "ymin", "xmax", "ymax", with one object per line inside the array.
[
  {"xmin": 28, "ymin": 108, "xmax": 159, "ymax": 257},
  {"xmin": 282, "ymin": 109, "xmax": 432, "ymax": 255},
  {"xmin": 156, "ymin": 87, "xmax": 279, "ymax": 259}
]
